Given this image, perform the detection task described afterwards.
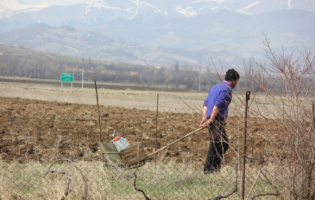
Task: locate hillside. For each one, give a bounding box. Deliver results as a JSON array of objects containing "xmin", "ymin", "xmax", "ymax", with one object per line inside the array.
[
  {"xmin": 0, "ymin": 45, "xmax": 220, "ymax": 91},
  {"xmin": 0, "ymin": 3, "xmax": 314, "ymax": 59},
  {"xmin": 0, "ymin": 23, "xmax": 243, "ymax": 68},
  {"xmin": 0, "ymin": 1, "xmax": 314, "ymax": 74}
]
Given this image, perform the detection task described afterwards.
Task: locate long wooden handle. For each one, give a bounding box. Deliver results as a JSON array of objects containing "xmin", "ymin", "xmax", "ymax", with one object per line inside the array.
[{"xmin": 147, "ymin": 127, "xmax": 206, "ymax": 157}]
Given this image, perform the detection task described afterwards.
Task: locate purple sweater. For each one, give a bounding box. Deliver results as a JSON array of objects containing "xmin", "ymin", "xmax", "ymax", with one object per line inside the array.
[{"xmin": 203, "ymin": 81, "xmax": 233, "ymax": 119}]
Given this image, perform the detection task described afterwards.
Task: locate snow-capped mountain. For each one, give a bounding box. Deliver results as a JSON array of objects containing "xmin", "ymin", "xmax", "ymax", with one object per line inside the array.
[
  {"xmin": 0, "ymin": 0, "xmax": 50, "ymax": 18},
  {"xmin": 0, "ymin": 0, "xmax": 314, "ymax": 67},
  {"xmin": 1, "ymin": 0, "xmax": 315, "ymax": 19}
]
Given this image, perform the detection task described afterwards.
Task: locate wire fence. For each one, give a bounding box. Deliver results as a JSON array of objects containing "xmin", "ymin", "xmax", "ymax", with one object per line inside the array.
[{"xmin": 0, "ymin": 86, "xmax": 314, "ymax": 200}]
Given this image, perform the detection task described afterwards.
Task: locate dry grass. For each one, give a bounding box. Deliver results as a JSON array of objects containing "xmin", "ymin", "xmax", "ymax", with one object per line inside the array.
[
  {"xmin": 0, "ymin": 160, "xmax": 286, "ymax": 200},
  {"xmin": 0, "ymin": 81, "xmax": 296, "ymax": 118},
  {"xmin": 0, "ymin": 82, "xmax": 205, "ymax": 113}
]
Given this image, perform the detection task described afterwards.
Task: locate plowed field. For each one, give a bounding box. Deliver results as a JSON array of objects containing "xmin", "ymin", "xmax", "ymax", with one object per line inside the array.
[{"xmin": 0, "ymin": 95, "xmax": 292, "ymax": 165}]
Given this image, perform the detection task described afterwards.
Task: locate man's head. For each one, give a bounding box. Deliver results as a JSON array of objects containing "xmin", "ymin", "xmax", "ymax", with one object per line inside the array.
[{"xmin": 225, "ymin": 69, "xmax": 240, "ymax": 89}]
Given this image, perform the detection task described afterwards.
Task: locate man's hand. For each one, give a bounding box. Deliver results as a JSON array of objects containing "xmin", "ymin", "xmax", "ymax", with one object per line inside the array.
[
  {"xmin": 200, "ymin": 106, "xmax": 208, "ymax": 127},
  {"xmin": 199, "ymin": 117, "xmax": 214, "ymax": 127},
  {"xmin": 199, "ymin": 106, "xmax": 221, "ymax": 127},
  {"xmin": 199, "ymin": 117, "xmax": 207, "ymax": 127}
]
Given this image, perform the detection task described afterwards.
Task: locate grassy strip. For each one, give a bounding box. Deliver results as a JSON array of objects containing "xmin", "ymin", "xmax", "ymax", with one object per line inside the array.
[{"xmin": 0, "ymin": 160, "xmax": 286, "ymax": 200}]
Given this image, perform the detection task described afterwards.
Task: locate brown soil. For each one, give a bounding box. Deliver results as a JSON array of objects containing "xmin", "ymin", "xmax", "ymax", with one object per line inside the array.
[{"xmin": 0, "ymin": 96, "xmax": 307, "ymax": 165}]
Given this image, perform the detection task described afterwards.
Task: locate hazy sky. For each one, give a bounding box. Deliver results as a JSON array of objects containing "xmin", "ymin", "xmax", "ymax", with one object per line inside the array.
[{"xmin": 20, "ymin": 0, "xmax": 92, "ymax": 6}]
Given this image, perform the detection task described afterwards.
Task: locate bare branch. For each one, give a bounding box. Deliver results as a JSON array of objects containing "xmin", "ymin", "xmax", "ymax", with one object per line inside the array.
[
  {"xmin": 250, "ymin": 193, "xmax": 280, "ymax": 200},
  {"xmin": 43, "ymin": 159, "xmax": 89, "ymax": 200},
  {"xmin": 250, "ymin": 171, "xmax": 280, "ymax": 200},
  {"xmin": 43, "ymin": 170, "xmax": 72, "ymax": 200},
  {"xmin": 133, "ymin": 168, "xmax": 151, "ymax": 200}
]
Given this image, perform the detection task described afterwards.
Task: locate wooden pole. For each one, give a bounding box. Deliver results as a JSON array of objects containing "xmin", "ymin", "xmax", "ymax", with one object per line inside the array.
[{"xmin": 147, "ymin": 127, "xmax": 205, "ymax": 157}]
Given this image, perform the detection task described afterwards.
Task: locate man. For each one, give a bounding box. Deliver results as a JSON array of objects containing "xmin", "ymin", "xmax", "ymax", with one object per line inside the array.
[{"xmin": 200, "ymin": 69, "xmax": 240, "ymax": 174}]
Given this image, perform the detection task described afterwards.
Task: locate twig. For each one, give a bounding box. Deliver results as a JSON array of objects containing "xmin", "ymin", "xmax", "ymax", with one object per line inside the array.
[
  {"xmin": 43, "ymin": 159, "xmax": 89, "ymax": 200},
  {"xmin": 49, "ymin": 135, "xmax": 62, "ymax": 163},
  {"xmin": 211, "ymin": 162, "xmax": 238, "ymax": 200},
  {"xmin": 158, "ymin": 146, "xmax": 169, "ymax": 165},
  {"xmin": 133, "ymin": 168, "xmax": 151, "ymax": 200},
  {"xmin": 250, "ymin": 193, "xmax": 280, "ymax": 200},
  {"xmin": 177, "ymin": 96, "xmax": 199, "ymax": 114},
  {"xmin": 249, "ymin": 172, "xmax": 280, "ymax": 200},
  {"xmin": 166, "ymin": 94, "xmax": 200, "ymax": 114},
  {"xmin": 45, "ymin": 170, "xmax": 72, "ymax": 200},
  {"xmin": 208, "ymin": 57, "xmax": 223, "ymax": 82},
  {"xmin": 63, "ymin": 175, "xmax": 72, "ymax": 200},
  {"xmin": 82, "ymin": 179, "xmax": 88, "ymax": 200},
  {"xmin": 246, "ymin": 170, "xmax": 261, "ymax": 200}
]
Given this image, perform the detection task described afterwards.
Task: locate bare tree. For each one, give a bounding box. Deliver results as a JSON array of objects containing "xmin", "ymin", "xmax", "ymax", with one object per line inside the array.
[{"xmin": 244, "ymin": 35, "xmax": 315, "ymax": 199}]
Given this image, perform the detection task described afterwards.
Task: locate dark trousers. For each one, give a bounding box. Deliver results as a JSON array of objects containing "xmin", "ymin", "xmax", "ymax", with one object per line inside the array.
[{"xmin": 204, "ymin": 117, "xmax": 229, "ymax": 173}]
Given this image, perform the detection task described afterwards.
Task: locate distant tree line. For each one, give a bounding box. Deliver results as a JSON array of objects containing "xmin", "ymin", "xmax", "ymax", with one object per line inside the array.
[{"xmin": 0, "ymin": 45, "xmax": 218, "ymax": 90}]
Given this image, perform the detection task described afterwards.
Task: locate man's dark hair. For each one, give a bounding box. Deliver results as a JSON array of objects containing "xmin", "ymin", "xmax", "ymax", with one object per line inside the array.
[{"xmin": 225, "ymin": 69, "xmax": 240, "ymax": 81}]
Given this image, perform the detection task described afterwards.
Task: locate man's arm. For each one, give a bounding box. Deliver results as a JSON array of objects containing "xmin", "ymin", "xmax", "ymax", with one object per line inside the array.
[
  {"xmin": 202, "ymin": 105, "xmax": 207, "ymax": 118},
  {"xmin": 200, "ymin": 106, "xmax": 221, "ymax": 127},
  {"xmin": 208, "ymin": 106, "xmax": 221, "ymax": 123},
  {"xmin": 199, "ymin": 106, "xmax": 208, "ymax": 127}
]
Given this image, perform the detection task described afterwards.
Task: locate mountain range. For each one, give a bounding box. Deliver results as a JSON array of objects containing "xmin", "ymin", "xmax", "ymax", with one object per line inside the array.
[
  {"xmin": 0, "ymin": 0, "xmax": 314, "ymax": 69},
  {"xmin": 2, "ymin": 0, "xmax": 315, "ymax": 17}
]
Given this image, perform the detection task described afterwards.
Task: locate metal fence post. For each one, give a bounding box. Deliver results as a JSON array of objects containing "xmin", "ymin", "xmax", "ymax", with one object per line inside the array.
[
  {"xmin": 242, "ymin": 91, "xmax": 251, "ymax": 200},
  {"xmin": 155, "ymin": 93, "xmax": 159, "ymax": 166},
  {"xmin": 313, "ymin": 102, "xmax": 315, "ymax": 152},
  {"xmin": 94, "ymin": 77, "xmax": 102, "ymax": 142}
]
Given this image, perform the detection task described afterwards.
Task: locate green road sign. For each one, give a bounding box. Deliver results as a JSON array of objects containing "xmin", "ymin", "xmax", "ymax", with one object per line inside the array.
[{"xmin": 61, "ymin": 73, "xmax": 74, "ymax": 82}]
